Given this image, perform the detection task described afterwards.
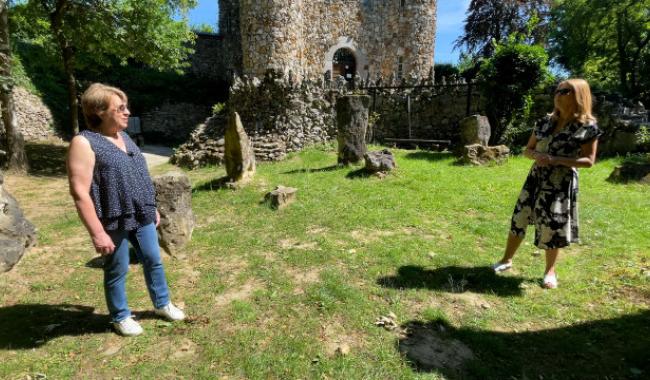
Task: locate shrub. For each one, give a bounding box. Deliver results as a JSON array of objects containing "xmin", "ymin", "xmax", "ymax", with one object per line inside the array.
[{"xmin": 478, "ymin": 36, "xmax": 550, "ymax": 145}]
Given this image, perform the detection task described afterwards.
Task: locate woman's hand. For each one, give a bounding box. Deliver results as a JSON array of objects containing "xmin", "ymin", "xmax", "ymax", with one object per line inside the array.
[
  {"xmin": 156, "ymin": 209, "xmax": 161, "ymax": 228},
  {"xmin": 534, "ymin": 152, "xmax": 553, "ymax": 167},
  {"xmin": 92, "ymin": 231, "xmax": 116, "ymax": 256}
]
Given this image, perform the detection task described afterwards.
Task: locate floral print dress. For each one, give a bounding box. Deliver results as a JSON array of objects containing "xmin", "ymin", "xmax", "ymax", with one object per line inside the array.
[{"xmin": 510, "ymin": 118, "xmax": 602, "ymax": 249}]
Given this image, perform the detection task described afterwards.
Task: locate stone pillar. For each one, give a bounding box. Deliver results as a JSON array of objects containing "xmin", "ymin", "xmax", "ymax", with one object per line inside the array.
[
  {"xmin": 224, "ymin": 112, "xmax": 256, "ymax": 182},
  {"xmin": 336, "ymin": 95, "xmax": 370, "ymax": 165},
  {"xmin": 459, "ymin": 115, "xmax": 491, "ymax": 146},
  {"xmin": 153, "ymin": 171, "xmax": 195, "ymax": 258},
  {"xmin": 0, "ymin": 171, "xmax": 36, "ymax": 273}
]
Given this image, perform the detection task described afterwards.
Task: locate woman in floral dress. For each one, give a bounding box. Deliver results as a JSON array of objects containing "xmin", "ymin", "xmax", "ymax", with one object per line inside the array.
[{"xmin": 492, "ymin": 79, "xmax": 602, "ymax": 289}]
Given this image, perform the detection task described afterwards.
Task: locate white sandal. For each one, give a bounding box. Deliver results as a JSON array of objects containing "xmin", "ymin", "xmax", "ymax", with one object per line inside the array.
[
  {"xmin": 492, "ymin": 261, "xmax": 512, "ymax": 273},
  {"xmin": 543, "ymin": 273, "xmax": 558, "ymax": 289}
]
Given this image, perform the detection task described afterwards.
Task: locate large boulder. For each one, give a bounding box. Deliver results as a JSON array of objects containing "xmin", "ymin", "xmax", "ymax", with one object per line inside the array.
[
  {"xmin": 459, "ymin": 115, "xmax": 491, "ymax": 146},
  {"xmin": 364, "ymin": 149, "xmax": 397, "ymax": 173},
  {"xmin": 1, "ymin": 172, "xmax": 36, "ymax": 273},
  {"xmin": 460, "ymin": 144, "xmax": 510, "ymax": 166},
  {"xmin": 153, "ymin": 172, "xmax": 195, "ymax": 258},
  {"xmin": 224, "ymin": 112, "xmax": 256, "ymax": 182},
  {"xmin": 336, "ymin": 95, "xmax": 370, "ymax": 165}
]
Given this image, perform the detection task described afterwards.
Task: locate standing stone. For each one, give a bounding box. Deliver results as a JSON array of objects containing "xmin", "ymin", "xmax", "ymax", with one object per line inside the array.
[
  {"xmin": 0, "ymin": 172, "xmax": 36, "ymax": 273},
  {"xmin": 364, "ymin": 149, "xmax": 397, "ymax": 173},
  {"xmin": 459, "ymin": 115, "xmax": 491, "ymax": 146},
  {"xmin": 336, "ymin": 95, "xmax": 370, "ymax": 165},
  {"xmin": 224, "ymin": 112, "xmax": 256, "ymax": 182},
  {"xmin": 153, "ymin": 172, "xmax": 195, "ymax": 258}
]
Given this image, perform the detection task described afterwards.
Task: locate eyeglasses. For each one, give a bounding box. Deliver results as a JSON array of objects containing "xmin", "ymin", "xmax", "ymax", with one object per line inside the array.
[
  {"xmin": 554, "ymin": 88, "xmax": 572, "ymax": 96},
  {"xmin": 114, "ymin": 104, "xmax": 129, "ymax": 113}
]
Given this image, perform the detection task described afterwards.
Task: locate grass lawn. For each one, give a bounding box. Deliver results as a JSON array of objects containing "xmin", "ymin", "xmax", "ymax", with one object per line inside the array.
[{"xmin": 1, "ymin": 141, "xmax": 648, "ymax": 379}]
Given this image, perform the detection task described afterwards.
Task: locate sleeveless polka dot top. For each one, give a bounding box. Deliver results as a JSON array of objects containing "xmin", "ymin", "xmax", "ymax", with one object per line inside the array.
[{"xmin": 79, "ymin": 130, "xmax": 157, "ymax": 231}]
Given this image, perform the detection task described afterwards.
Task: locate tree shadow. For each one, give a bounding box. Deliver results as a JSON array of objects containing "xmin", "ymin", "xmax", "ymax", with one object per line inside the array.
[
  {"xmin": 377, "ymin": 265, "xmax": 526, "ymax": 297},
  {"xmin": 397, "ymin": 311, "xmax": 650, "ymax": 379},
  {"xmin": 282, "ymin": 164, "xmax": 344, "ymax": 174},
  {"xmin": 345, "ymin": 167, "xmax": 373, "ymax": 179},
  {"xmin": 193, "ymin": 176, "xmax": 234, "ymax": 192},
  {"xmin": 404, "ymin": 151, "xmax": 455, "ymax": 162},
  {"xmin": 25, "ymin": 142, "xmax": 68, "ymax": 177},
  {"xmin": 0, "ymin": 304, "xmax": 110, "ymax": 349}
]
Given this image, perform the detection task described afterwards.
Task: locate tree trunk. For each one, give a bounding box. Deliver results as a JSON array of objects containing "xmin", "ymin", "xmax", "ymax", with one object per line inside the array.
[
  {"xmin": 61, "ymin": 46, "xmax": 78, "ymax": 135},
  {"xmin": 615, "ymin": 12, "xmax": 632, "ymax": 97},
  {"xmin": 0, "ymin": 0, "xmax": 28, "ymax": 171},
  {"xmin": 48, "ymin": 0, "xmax": 79, "ymax": 135}
]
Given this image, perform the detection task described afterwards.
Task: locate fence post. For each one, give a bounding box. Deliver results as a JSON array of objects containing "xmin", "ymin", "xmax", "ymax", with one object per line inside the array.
[{"xmin": 466, "ymin": 80, "xmax": 473, "ymax": 116}]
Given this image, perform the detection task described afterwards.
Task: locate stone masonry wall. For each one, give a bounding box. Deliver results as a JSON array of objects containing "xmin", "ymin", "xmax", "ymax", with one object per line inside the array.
[
  {"xmin": 171, "ymin": 72, "xmax": 479, "ymax": 169},
  {"xmin": 141, "ymin": 103, "xmax": 212, "ymax": 144},
  {"xmin": 0, "ymin": 87, "xmax": 59, "ymax": 141},
  {"xmin": 370, "ymin": 82, "xmax": 483, "ymax": 143},
  {"xmin": 229, "ymin": 0, "xmax": 436, "ymax": 81},
  {"xmin": 171, "ymin": 71, "xmax": 336, "ymax": 168}
]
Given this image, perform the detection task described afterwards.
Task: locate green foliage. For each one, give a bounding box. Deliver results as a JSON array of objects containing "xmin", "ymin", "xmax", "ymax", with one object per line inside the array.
[
  {"xmin": 635, "ymin": 125, "xmax": 650, "ymax": 152},
  {"xmin": 433, "ymin": 63, "xmax": 460, "ymax": 83},
  {"xmin": 478, "ymin": 35, "xmax": 550, "ymax": 144},
  {"xmin": 550, "ymin": 0, "xmax": 650, "ymax": 104},
  {"xmin": 212, "ymin": 102, "xmax": 226, "ymax": 116},
  {"xmin": 192, "ymin": 23, "xmax": 216, "ymax": 34},
  {"xmin": 10, "ymin": 0, "xmax": 198, "ymax": 133},
  {"xmin": 455, "ymin": 0, "xmax": 551, "ymax": 57}
]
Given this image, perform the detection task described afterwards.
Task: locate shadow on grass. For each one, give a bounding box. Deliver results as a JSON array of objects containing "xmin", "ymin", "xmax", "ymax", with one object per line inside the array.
[
  {"xmin": 0, "ymin": 304, "xmax": 110, "ymax": 349},
  {"xmin": 404, "ymin": 151, "xmax": 455, "ymax": 162},
  {"xmin": 397, "ymin": 311, "xmax": 650, "ymax": 379},
  {"xmin": 282, "ymin": 164, "xmax": 344, "ymax": 174},
  {"xmin": 377, "ymin": 265, "xmax": 525, "ymax": 297},
  {"xmin": 0, "ymin": 304, "xmax": 172, "ymax": 350},
  {"xmin": 345, "ymin": 168, "xmax": 373, "ymax": 179},
  {"xmin": 193, "ymin": 176, "xmax": 233, "ymax": 192},
  {"xmin": 25, "ymin": 142, "xmax": 68, "ymax": 177}
]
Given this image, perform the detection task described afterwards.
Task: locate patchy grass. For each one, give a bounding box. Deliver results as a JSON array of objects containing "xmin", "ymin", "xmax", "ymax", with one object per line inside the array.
[{"xmin": 1, "ymin": 143, "xmax": 648, "ymax": 379}]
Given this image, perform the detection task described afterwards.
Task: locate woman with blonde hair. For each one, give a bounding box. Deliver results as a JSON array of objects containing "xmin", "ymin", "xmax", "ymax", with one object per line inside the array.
[
  {"xmin": 67, "ymin": 83, "xmax": 185, "ymax": 336},
  {"xmin": 492, "ymin": 78, "xmax": 602, "ymax": 288}
]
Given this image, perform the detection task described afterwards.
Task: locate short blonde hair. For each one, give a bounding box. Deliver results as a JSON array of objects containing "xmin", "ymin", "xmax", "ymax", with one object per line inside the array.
[
  {"xmin": 81, "ymin": 83, "xmax": 127, "ymax": 129},
  {"xmin": 551, "ymin": 78, "xmax": 597, "ymax": 124}
]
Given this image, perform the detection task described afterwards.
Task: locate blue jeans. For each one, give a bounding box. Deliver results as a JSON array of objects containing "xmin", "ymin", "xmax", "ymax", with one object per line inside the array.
[{"xmin": 104, "ymin": 223, "xmax": 170, "ymax": 322}]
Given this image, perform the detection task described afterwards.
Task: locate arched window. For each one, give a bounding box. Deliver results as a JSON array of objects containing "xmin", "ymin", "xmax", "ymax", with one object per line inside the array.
[{"xmin": 332, "ymin": 48, "xmax": 357, "ymax": 81}]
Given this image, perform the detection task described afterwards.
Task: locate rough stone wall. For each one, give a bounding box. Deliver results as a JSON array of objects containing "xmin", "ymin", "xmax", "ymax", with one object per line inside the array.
[
  {"xmin": 234, "ymin": 0, "xmax": 436, "ymax": 81},
  {"xmin": 171, "ymin": 72, "xmax": 480, "ymax": 168},
  {"xmin": 141, "ymin": 103, "xmax": 212, "ymax": 144},
  {"xmin": 370, "ymin": 83, "xmax": 483, "ymax": 143},
  {"xmin": 0, "ymin": 87, "xmax": 59, "ymax": 141},
  {"xmin": 171, "ymin": 72, "xmax": 336, "ymax": 168}
]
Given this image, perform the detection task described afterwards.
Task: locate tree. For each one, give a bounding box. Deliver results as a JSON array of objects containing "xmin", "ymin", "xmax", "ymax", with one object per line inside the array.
[
  {"xmin": 0, "ymin": 0, "xmax": 28, "ymax": 171},
  {"xmin": 478, "ymin": 35, "xmax": 550, "ymax": 144},
  {"xmin": 26, "ymin": 0, "xmax": 197, "ymax": 135},
  {"xmin": 550, "ymin": 0, "xmax": 650, "ymax": 103},
  {"xmin": 455, "ymin": 0, "xmax": 552, "ymax": 58}
]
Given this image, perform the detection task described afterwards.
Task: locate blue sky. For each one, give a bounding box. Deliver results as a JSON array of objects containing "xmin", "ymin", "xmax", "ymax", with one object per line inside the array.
[{"xmin": 186, "ymin": 1, "xmax": 469, "ymax": 64}]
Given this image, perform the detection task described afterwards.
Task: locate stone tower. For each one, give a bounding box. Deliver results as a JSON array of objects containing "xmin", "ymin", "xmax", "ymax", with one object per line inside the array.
[{"xmin": 219, "ymin": 0, "xmax": 437, "ymax": 82}]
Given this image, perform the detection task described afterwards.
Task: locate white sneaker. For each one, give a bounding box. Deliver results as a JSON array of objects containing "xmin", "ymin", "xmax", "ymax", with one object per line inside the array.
[
  {"xmin": 113, "ymin": 316, "xmax": 143, "ymax": 336},
  {"xmin": 492, "ymin": 261, "xmax": 513, "ymax": 273},
  {"xmin": 155, "ymin": 302, "xmax": 186, "ymax": 321}
]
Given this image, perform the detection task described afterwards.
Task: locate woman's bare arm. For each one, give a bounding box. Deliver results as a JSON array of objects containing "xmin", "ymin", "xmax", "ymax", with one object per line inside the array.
[{"xmin": 67, "ymin": 136, "xmax": 116, "ymax": 255}]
